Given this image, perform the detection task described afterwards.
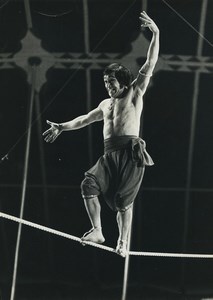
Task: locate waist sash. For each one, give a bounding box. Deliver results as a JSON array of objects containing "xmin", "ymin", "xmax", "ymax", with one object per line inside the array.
[{"xmin": 104, "ymin": 135, "xmax": 154, "ymax": 166}]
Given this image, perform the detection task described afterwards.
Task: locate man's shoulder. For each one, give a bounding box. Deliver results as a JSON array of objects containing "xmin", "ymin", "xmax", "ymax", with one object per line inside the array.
[{"xmin": 99, "ymin": 98, "xmax": 110, "ymax": 109}]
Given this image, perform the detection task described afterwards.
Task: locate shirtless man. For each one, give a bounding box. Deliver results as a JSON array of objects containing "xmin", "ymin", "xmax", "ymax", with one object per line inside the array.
[{"xmin": 43, "ymin": 12, "xmax": 159, "ymax": 257}]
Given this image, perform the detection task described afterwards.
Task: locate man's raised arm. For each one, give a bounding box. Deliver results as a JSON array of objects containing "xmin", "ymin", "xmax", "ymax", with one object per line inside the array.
[
  {"xmin": 43, "ymin": 106, "xmax": 103, "ymax": 143},
  {"xmin": 135, "ymin": 11, "xmax": 160, "ymax": 94}
]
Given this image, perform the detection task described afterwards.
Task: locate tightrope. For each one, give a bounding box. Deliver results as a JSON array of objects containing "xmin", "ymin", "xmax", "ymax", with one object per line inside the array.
[
  {"xmin": 0, "ymin": 212, "xmax": 116, "ymax": 253},
  {"xmin": 1, "ymin": 211, "xmax": 213, "ymax": 259}
]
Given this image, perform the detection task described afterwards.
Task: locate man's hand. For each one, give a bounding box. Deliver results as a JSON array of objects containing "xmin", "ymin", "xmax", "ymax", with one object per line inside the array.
[
  {"xmin": 43, "ymin": 120, "xmax": 63, "ymax": 143},
  {"xmin": 140, "ymin": 11, "xmax": 159, "ymax": 34}
]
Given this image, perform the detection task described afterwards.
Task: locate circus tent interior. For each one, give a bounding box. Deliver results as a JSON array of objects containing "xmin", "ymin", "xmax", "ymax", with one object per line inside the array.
[{"xmin": 0, "ymin": 0, "xmax": 213, "ymax": 299}]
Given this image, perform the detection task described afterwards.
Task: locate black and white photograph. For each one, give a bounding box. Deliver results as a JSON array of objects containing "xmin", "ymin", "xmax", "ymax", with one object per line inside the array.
[{"xmin": 0, "ymin": 0, "xmax": 213, "ymax": 299}]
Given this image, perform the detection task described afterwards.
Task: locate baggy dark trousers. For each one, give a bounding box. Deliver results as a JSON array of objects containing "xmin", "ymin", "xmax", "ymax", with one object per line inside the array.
[{"xmin": 81, "ymin": 135, "xmax": 154, "ymax": 212}]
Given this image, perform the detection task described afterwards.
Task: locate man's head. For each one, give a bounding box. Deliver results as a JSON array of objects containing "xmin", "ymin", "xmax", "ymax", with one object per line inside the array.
[
  {"xmin": 103, "ymin": 63, "xmax": 133, "ymax": 98},
  {"xmin": 103, "ymin": 63, "xmax": 133, "ymax": 88}
]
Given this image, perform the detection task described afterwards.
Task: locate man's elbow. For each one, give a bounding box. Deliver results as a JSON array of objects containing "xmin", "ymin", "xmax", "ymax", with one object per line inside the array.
[{"xmin": 79, "ymin": 115, "xmax": 89, "ymax": 127}]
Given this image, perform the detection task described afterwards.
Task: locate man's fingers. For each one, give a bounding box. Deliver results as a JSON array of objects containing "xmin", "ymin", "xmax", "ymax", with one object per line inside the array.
[
  {"xmin": 140, "ymin": 12, "xmax": 148, "ymax": 18},
  {"xmin": 44, "ymin": 133, "xmax": 53, "ymax": 142},
  {"xmin": 50, "ymin": 136, "xmax": 57, "ymax": 143},
  {"xmin": 140, "ymin": 19, "xmax": 152, "ymax": 27},
  {"xmin": 141, "ymin": 11, "xmax": 151, "ymax": 19},
  {"xmin": 139, "ymin": 12, "xmax": 153, "ymax": 28},
  {"xmin": 43, "ymin": 128, "xmax": 52, "ymax": 136},
  {"xmin": 140, "ymin": 11, "xmax": 152, "ymax": 23},
  {"xmin": 44, "ymin": 133, "xmax": 59, "ymax": 143},
  {"xmin": 139, "ymin": 16, "xmax": 151, "ymax": 22},
  {"xmin": 142, "ymin": 11, "xmax": 150, "ymax": 17},
  {"xmin": 43, "ymin": 120, "xmax": 60, "ymax": 142},
  {"xmin": 49, "ymin": 134, "xmax": 58, "ymax": 143},
  {"xmin": 44, "ymin": 135, "xmax": 51, "ymax": 143},
  {"xmin": 46, "ymin": 120, "xmax": 54, "ymax": 126},
  {"xmin": 140, "ymin": 17, "xmax": 151, "ymax": 23},
  {"xmin": 47, "ymin": 120, "xmax": 58, "ymax": 127}
]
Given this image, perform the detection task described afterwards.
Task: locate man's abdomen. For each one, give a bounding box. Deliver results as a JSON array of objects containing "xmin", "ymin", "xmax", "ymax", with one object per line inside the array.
[{"xmin": 103, "ymin": 118, "xmax": 139, "ymax": 139}]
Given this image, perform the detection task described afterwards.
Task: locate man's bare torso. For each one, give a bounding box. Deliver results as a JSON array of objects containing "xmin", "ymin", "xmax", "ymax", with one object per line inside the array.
[{"xmin": 100, "ymin": 85, "xmax": 143, "ymax": 139}]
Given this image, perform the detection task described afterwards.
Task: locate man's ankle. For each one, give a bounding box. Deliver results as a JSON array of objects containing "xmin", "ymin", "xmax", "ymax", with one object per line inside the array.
[{"xmin": 93, "ymin": 226, "xmax": 102, "ymax": 231}]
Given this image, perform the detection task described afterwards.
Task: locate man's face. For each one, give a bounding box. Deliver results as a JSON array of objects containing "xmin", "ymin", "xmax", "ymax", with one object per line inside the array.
[{"xmin": 103, "ymin": 75, "xmax": 124, "ymax": 98}]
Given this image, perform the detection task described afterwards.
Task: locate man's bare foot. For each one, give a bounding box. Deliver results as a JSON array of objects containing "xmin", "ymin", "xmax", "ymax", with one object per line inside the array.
[
  {"xmin": 81, "ymin": 227, "xmax": 105, "ymax": 244},
  {"xmin": 116, "ymin": 239, "xmax": 127, "ymax": 257}
]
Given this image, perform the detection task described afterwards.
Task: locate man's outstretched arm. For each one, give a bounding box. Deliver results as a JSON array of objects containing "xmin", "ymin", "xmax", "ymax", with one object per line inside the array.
[
  {"xmin": 135, "ymin": 11, "xmax": 160, "ymax": 94},
  {"xmin": 43, "ymin": 106, "xmax": 103, "ymax": 143}
]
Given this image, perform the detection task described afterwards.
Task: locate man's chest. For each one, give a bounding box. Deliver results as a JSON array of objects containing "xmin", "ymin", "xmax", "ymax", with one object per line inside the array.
[{"xmin": 104, "ymin": 98, "xmax": 135, "ymax": 120}]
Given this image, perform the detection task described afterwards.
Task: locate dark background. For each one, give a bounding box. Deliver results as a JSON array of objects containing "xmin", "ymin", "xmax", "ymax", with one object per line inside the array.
[{"xmin": 0, "ymin": 0, "xmax": 213, "ymax": 299}]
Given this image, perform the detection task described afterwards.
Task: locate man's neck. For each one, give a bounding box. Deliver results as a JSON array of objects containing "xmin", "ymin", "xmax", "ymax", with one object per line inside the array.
[{"xmin": 112, "ymin": 88, "xmax": 129, "ymax": 100}]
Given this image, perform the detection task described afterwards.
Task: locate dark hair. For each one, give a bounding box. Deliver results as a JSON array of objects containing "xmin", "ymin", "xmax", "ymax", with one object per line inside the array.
[{"xmin": 103, "ymin": 63, "xmax": 133, "ymax": 87}]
